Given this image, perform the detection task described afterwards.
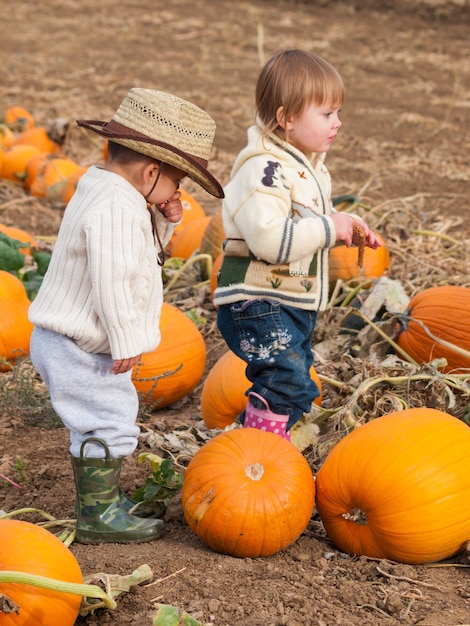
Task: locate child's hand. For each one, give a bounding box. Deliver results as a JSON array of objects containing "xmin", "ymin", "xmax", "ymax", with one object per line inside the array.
[
  {"xmin": 156, "ymin": 191, "xmax": 183, "ymax": 223},
  {"xmin": 331, "ymin": 213, "xmax": 381, "ymax": 249},
  {"xmin": 111, "ymin": 355, "xmax": 141, "ymax": 375}
]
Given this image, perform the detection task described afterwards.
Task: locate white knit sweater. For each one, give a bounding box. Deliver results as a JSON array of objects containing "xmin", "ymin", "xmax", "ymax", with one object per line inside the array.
[
  {"xmin": 213, "ymin": 126, "xmax": 337, "ymax": 311},
  {"xmin": 29, "ymin": 166, "xmax": 176, "ymax": 359}
]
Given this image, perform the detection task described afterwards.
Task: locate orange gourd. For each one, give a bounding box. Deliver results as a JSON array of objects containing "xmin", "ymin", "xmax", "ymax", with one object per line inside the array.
[
  {"xmin": 181, "ymin": 427, "xmax": 315, "ymax": 558},
  {"xmin": 3, "ymin": 106, "xmax": 35, "ymax": 132},
  {"xmin": 396, "ymin": 285, "xmax": 470, "ymax": 373},
  {"xmin": 201, "ymin": 349, "xmax": 322, "ymax": 430},
  {"xmin": 0, "ymin": 271, "xmax": 33, "ymax": 371},
  {"xmin": 0, "ymin": 223, "xmax": 38, "ymax": 256},
  {"xmin": 199, "ymin": 210, "xmax": 225, "ymax": 262},
  {"xmin": 168, "ymin": 215, "xmax": 211, "ymax": 260},
  {"xmin": 315, "ymin": 408, "xmax": 470, "ymax": 564},
  {"xmin": 329, "ymin": 233, "xmax": 390, "ymax": 283},
  {"xmin": 11, "ymin": 127, "xmax": 61, "ymax": 154},
  {"xmin": 1, "ymin": 145, "xmax": 41, "ymax": 183},
  {"xmin": 0, "ymin": 519, "xmax": 82, "ymax": 626},
  {"xmin": 132, "ymin": 302, "xmax": 206, "ymax": 408}
]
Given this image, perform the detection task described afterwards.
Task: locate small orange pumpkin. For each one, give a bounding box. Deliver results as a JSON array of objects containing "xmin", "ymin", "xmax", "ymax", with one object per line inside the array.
[
  {"xmin": 132, "ymin": 302, "xmax": 206, "ymax": 408},
  {"xmin": 181, "ymin": 427, "xmax": 315, "ymax": 558},
  {"xmin": 329, "ymin": 233, "xmax": 390, "ymax": 283},
  {"xmin": 396, "ymin": 285, "xmax": 470, "ymax": 372},
  {"xmin": 168, "ymin": 215, "xmax": 211, "ymax": 260},
  {"xmin": 201, "ymin": 349, "xmax": 322, "ymax": 430},
  {"xmin": 24, "ymin": 152, "xmax": 56, "ymax": 191},
  {"xmin": 41, "ymin": 158, "xmax": 82, "ymax": 203},
  {"xmin": 0, "ymin": 223, "xmax": 38, "ymax": 256},
  {"xmin": 1, "ymin": 144, "xmax": 42, "ymax": 183},
  {"xmin": 3, "ymin": 106, "xmax": 35, "ymax": 132},
  {"xmin": 11, "ymin": 127, "xmax": 62, "ymax": 154},
  {"xmin": 60, "ymin": 166, "xmax": 88, "ymax": 205},
  {"xmin": 315, "ymin": 407, "xmax": 470, "ymax": 564},
  {"xmin": 0, "ymin": 270, "xmax": 34, "ymax": 371},
  {"xmin": 0, "ymin": 519, "xmax": 83, "ymax": 626}
]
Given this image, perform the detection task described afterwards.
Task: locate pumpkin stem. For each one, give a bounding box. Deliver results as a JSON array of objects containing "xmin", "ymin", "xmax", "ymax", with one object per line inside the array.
[
  {"xmin": 245, "ymin": 463, "xmax": 264, "ymax": 481},
  {"xmin": 342, "ymin": 507, "xmax": 368, "ymax": 525},
  {"xmin": 0, "ymin": 571, "xmax": 117, "ymax": 610}
]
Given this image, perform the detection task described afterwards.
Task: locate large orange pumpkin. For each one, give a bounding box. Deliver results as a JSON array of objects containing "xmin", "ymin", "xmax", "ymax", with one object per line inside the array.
[
  {"xmin": 329, "ymin": 233, "xmax": 390, "ymax": 283},
  {"xmin": 181, "ymin": 427, "xmax": 315, "ymax": 558},
  {"xmin": 315, "ymin": 408, "xmax": 470, "ymax": 564},
  {"xmin": 201, "ymin": 349, "xmax": 322, "ymax": 430},
  {"xmin": 0, "ymin": 271, "xmax": 33, "ymax": 371},
  {"xmin": 168, "ymin": 215, "xmax": 211, "ymax": 260},
  {"xmin": 0, "ymin": 519, "xmax": 83, "ymax": 626},
  {"xmin": 132, "ymin": 302, "xmax": 206, "ymax": 408},
  {"xmin": 396, "ymin": 285, "xmax": 470, "ymax": 372}
]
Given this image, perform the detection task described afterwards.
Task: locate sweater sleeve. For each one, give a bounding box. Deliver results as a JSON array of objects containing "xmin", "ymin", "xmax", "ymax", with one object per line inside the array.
[{"xmin": 85, "ymin": 205, "xmax": 154, "ymax": 359}]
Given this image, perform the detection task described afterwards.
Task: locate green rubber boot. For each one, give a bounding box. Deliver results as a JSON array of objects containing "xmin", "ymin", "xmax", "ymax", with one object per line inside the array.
[{"xmin": 71, "ymin": 437, "xmax": 165, "ymax": 544}]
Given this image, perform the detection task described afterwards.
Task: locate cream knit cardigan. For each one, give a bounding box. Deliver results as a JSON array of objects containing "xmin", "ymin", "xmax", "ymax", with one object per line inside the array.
[
  {"xmin": 28, "ymin": 166, "xmax": 176, "ymax": 359},
  {"xmin": 213, "ymin": 125, "xmax": 338, "ymax": 311}
]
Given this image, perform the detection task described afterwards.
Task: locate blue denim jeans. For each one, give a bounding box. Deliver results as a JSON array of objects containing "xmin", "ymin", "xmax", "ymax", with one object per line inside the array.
[{"xmin": 217, "ymin": 300, "xmax": 320, "ymax": 430}]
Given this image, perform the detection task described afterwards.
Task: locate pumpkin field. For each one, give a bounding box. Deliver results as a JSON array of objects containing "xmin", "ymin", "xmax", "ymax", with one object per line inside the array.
[{"xmin": 1, "ymin": 0, "xmax": 470, "ymax": 624}]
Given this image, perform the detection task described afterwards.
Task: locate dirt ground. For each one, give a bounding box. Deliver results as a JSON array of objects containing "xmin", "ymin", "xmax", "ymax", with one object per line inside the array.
[{"xmin": 1, "ymin": 0, "xmax": 470, "ymax": 625}]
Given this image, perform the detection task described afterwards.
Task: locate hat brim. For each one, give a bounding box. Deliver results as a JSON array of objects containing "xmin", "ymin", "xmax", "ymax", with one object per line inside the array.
[{"xmin": 77, "ymin": 119, "xmax": 224, "ymax": 199}]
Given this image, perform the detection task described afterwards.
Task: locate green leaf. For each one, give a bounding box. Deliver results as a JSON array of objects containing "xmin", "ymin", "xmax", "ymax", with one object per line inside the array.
[
  {"xmin": 153, "ymin": 604, "xmax": 203, "ymax": 626},
  {"xmin": 31, "ymin": 249, "xmax": 51, "ymax": 276},
  {"xmin": 133, "ymin": 455, "xmax": 183, "ymax": 518},
  {"xmin": 21, "ymin": 269, "xmax": 44, "ymax": 301},
  {"xmin": 0, "ymin": 240, "xmax": 25, "ymax": 273}
]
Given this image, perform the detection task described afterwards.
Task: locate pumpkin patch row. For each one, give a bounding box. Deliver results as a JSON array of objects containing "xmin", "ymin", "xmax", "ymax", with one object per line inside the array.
[
  {"xmin": 0, "ymin": 106, "xmax": 86, "ymax": 206},
  {"xmin": 2, "ymin": 407, "xmax": 469, "ymax": 624}
]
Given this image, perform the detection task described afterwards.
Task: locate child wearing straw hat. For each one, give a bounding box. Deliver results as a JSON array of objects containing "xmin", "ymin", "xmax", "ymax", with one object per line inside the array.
[{"xmin": 28, "ymin": 88, "xmax": 223, "ymax": 544}]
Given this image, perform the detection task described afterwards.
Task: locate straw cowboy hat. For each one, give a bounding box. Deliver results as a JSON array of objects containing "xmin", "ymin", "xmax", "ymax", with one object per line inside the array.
[{"xmin": 77, "ymin": 88, "xmax": 224, "ymax": 198}]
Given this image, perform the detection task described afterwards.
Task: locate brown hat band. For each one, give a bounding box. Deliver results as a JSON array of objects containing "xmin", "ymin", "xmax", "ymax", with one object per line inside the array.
[{"xmin": 77, "ymin": 119, "xmax": 210, "ymax": 170}]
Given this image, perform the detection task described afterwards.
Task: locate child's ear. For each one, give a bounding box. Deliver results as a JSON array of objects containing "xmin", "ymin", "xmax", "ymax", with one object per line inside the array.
[
  {"xmin": 276, "ymin": 106, "xmax": 286, "ymax": 129},
  {"xmin": 276, "ymin": 106, "xmax": 294, "ymax": 132},
  {"xmin": 144, "ymin": 161, "xmax": 160, "ymax": 183}
]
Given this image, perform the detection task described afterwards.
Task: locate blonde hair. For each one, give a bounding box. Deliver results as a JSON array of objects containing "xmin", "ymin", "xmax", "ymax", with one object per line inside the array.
[{"xmin": 255, "ymin": 49, "xmax": 345, "ymax": 140}]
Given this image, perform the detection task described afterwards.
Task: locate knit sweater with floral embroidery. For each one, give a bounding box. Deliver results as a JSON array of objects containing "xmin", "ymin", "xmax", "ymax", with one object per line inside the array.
[
  {"xmin": 28, "ymin": 166, "xmax": 176, "ymax": 359},
  {"xmin": 213, "ymin": 125, "xmax": 337, "ymax": 311}
]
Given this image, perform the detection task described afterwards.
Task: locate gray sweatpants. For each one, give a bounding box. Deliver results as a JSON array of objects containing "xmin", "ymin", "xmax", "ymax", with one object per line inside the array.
[{"xmin": 30, "ymin": 326, "xmax": 140, "ymax": 459}]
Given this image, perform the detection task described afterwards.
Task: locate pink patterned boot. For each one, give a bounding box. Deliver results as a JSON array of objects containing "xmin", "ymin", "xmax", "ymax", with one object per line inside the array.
[{"xmin": 244, "ymin": 392, "xmax": 291, "ymax": 440}]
